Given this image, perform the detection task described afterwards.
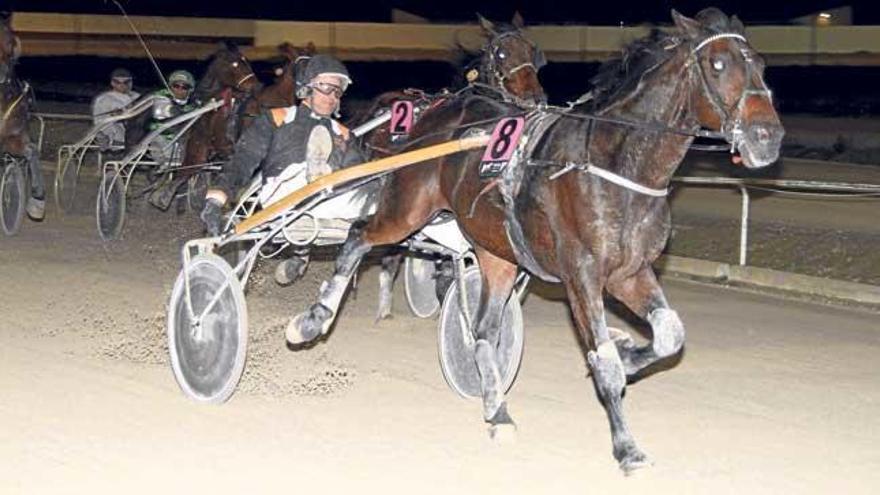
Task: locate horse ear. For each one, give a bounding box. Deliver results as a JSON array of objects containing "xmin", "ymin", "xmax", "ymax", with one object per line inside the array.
[
  {"xmin": 672, "ymin": 9, "xmax": 703, "ymax": 39},
  {"xmin": 277, "ymin": 42, "xmax": 295, "ymax": 59},
  {"xmin": 305, "ymin": 41, "xmax": 316, "ymax": 56},
  {"xmin": 511, "ymin": 11, "xmax": 525, "ymax": 29},
  {"xmin": 12, "ymin": 35, "xmax": 20, "ymax": 61},
  {"xmin": 730, "ymin": 15, "xmax": 746, "ymax": 35},
  {"xmin": 477, "ymin": 14, "xmax": 496, "ymax": 35},
  {"xmin": 220, "ymin": 40, "xmax": 238, "ymax": 53}
]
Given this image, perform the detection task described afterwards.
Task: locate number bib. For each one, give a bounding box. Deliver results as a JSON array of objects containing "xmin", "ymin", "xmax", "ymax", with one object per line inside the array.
[
  {"xmin": 390, "ymin": 100, "xmax": 415, "ymax": 136},
  {"xmin": 479, "ymin": 117, "xmax": 525, "ymax": 179}
]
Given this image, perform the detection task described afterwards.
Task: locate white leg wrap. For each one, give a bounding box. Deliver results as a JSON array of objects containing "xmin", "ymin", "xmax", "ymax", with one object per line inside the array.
[
  {"xmin": 648, "ymin": 308, "xmax": 685, "ymax": 358},
  {"xmin": 320, "ymin": 274, "xmax": 353, "ymax": 315},
  {"xmin": 589, "ymin": 340, "xmax": 626, "ymax": 391},
  {"xmin": 475, "ymin": 339, "xmax": 504, "ymax": 420},
  {"xmin": 377, "ymin": 270, "xmax": 393, "ymax": 318}
]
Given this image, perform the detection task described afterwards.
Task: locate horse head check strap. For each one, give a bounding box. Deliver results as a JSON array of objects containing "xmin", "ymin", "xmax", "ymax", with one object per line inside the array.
[{"xmin": 688, "ymin": 32, "xmax": 773, "ymax": 153}]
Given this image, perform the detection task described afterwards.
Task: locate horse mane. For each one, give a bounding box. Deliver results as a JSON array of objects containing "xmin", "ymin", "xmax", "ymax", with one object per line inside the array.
[
  {"xmin": 588, "ymin": 7, "xmax": 741, "ymax": 111},
  {"xmin": 587, "ymin": 29, "xmax": 679, "ymax": 111},
  {"xmin": 194, "ymin": 42, "xmax": 239, "ymax": 101}
]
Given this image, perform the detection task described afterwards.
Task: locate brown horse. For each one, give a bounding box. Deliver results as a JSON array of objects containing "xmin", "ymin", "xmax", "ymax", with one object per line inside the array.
[
  {"xmin": 352, "ymin": 14, "xmax": 547, "ymax": 319},
  {"xmin": 290, "ymin": 8, "xmax": 783, "ymax": 473},
  {"xmin": 0, "ymin": 13, "xmax": 43, "ymax": 222},
  {"xmin": 149, "ymin": 42, "xmax": 259, "ymax": 210},
  {"xmin": 239, "ymin": 42, "xmax": 316, "ymax": 131}
]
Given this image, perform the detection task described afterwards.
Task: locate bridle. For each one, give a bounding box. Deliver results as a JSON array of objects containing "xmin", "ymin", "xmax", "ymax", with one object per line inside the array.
[
  {"xmin": 230, "ymin": 54, "xmax": 257, "ymax": 92},
  {"xmin": 687, "ymin": 32, "xmax": 774, "ymax": 152},
  {"xmin": 481, "ymin": 30, "xmax": 546, "ymax": 103}
]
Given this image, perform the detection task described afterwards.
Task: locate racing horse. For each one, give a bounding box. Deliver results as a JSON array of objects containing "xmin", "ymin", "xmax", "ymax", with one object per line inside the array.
[
  {"xmin": 352, "ymin": 13, "xmax": 547, "ymax": 319},
  {"xmin": 149, "ymin": 42, "xmax": 259, "ymax": 210},
  {"xmin": 290, "ymin": 8, "xmax": 783, "ymax": 473},
  {"xmin": 239, "ymin": 42, "xmax": 316, "ymax": 131},
  {"xmin": 0, "ymin": 13, "xmax": 44, "ymax": 225}
]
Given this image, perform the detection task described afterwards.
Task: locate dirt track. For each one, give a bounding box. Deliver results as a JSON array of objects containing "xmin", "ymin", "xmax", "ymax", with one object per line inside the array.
[{"xmin": 1, "ymin": 189, "xmax": 878, "ymax": 493}]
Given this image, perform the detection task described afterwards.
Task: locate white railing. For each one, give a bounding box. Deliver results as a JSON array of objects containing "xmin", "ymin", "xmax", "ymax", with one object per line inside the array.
[{"xmin": 671, "ymin": 176, "xmax": 880, "ymax": 266}]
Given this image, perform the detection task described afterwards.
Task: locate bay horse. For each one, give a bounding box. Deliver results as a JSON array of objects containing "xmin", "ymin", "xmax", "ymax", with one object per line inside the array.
[
  {"xmin": 239, "ymin": 42, "xmax": 316, "ymax": 131},
  {"xmin": 351, "ymin": 14, "xmax": 547, "ymax": 319},
  {"xmin": 290, "ymin": 8, "xmax": 783, "ymax": 473},
  {"xmin": 0, "ymin": 13, "xmax": 43, "ymax": 222},
  {"xmin": 148, "ymin": 42, "xmax": 258, "ymax": 210}
]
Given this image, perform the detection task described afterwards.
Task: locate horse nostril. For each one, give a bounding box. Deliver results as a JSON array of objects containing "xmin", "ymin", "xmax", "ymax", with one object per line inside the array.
[{"xmin": 751, "ymin": 125, "xmax": 771, "ymax": 144}]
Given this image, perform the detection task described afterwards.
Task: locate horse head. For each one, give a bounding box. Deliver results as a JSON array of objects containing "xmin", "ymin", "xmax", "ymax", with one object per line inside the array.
[
  {"xmin": 198, "ymin": 42, "xmax": 258, "ymax": 99},
  {"xmin": 674, "ymin": 8, "xmax": 783, "ymax": 168},
  {"xmin": 476, "ymin": 14, "xmax": 546, "ymax": 104},
  {"xmin": 278, "ymin": 41, "xmax": 316, "ymax": 97},
  {"xmin": 0, "ymin": 14, "xmax": 21, "ymax": 84}
]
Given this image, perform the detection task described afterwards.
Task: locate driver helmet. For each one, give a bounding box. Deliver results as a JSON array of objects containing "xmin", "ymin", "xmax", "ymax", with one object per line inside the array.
[
  {"xmin": 296, "ymin": 54, "xmax": 352, "ymax": 99},
  {"xmin": 167, "ymin": 70, "xmax": 196, "ymax": 103}
]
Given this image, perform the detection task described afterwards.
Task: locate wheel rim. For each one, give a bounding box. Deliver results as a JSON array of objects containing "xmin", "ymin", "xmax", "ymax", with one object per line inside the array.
[
  {"xmin": 1, "ymin": 164, "xmax": 25, "ymax": 236},
  {"xmin": 437, "ymin": 266, "xmax": 524, "ymax": 399},
  {"xmin": 55, "ymin": 154, "xmax": 80, "ymax": 213},
  {"xmin": 167, "ymin": 254, "xmax": 248, "ymax": 403},
  {"xmin": 404, "ymin": 256, "xmax": 441, "ymax": 319},
  {"xmin": 96, "ymin": 171, "xmax": 126, "ymax": 240}
]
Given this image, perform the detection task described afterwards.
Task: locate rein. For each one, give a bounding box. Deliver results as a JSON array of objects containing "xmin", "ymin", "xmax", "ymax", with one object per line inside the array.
[{"xmin": 1, "ymin": 80, "xmax": 29, "ymax": 122}]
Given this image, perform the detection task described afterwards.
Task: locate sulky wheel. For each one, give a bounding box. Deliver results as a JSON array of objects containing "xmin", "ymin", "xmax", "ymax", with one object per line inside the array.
[
  {"xmin": 167, "ymin": 253, "xmax": 248, "ymax": 403},
  {"xmin": 0, "ymin": 162, "xmax": 25, "ymax": 236},
  {"xmin": 95, "ymin": 170, "xmax": 126, "ymax": 240},
  {"xmin": 437, "ymin": 265, "xmax": 524, "ymax": 399},
  {"xmin": 54, "ymin": 152, "xmax": 81, "ymax": 214},
  {"xmin": 403, "ymin": 256, "xmax": 441, "ymax": 319}
]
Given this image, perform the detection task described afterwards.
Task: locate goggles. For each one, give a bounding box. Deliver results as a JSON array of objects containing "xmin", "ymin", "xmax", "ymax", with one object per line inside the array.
[
  {"xmin": 171, "ymin": 82, "xmax": 192, "ymax": 91},
  {"xmin": 309, "ymin": 81, "xmax": 345, "ymax": 98},
  {"xmin": 111, "ymin": 78, "xmax": 133, "ymax": 85}
]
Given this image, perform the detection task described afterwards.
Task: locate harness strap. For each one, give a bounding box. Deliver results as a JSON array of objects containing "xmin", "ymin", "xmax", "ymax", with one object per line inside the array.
[{"xmin": 498, "ymin": 111, "xmax": 562, "ymax": 283}]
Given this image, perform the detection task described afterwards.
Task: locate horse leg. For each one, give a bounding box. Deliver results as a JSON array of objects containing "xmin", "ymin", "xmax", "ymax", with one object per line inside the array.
[
  {"xmin": 564, "ymin": 258, "xmax": 650, "ymax": 474},
  {"xmin": 375, "ymin": 251, "xmax": 402, "ymax": 321},
  {"xmin": 605, "ymin": 266, "xmax": 685, "ymax": 378},
  {"xmin": 287, "ymin": 184, "xmax": 440, "ymax": 344},
  {"xmin": 470, "ymin": 248, "xmax": 519, "ymax": 440}
]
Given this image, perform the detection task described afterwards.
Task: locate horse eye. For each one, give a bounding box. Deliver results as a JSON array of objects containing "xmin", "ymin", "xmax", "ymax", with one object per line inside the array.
[{"xmin": 712, "ymin": 59, "xmax": 725, "ymax": 72}]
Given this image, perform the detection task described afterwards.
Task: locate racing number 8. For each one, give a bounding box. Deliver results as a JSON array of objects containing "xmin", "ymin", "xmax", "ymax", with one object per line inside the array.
[{"xmin": 481, "ymin": 117, "xmax": 525, "ymax": 163}]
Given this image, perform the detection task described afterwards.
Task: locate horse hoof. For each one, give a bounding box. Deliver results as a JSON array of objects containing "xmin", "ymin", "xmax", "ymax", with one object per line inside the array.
[
  {"xmin": 286, "ymin": 305, "xmax": 333, "ymax": 345},
  {"xmin": 274, "ymin": 257, "xmax": 307, "ymax": 286},
  {"xmin": 286, "ymin": 314, "xmax": 312, "ymax": 345},
  {"xmin": 620, "ymin": 451, "xmax": 653, "ymax": 476},
  {"xmin": 488, "ymin": 421, "xmax": 517, "ymax": 444}
]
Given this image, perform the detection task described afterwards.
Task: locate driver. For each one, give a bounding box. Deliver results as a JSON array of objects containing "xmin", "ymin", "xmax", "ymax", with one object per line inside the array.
[
  {"xmin": 201, "ymin": 54, "xmax": 364, "ymax": 281},
  {"xmin": 145, "ymin": 69, "xmax": 201, "ymax": 208}
]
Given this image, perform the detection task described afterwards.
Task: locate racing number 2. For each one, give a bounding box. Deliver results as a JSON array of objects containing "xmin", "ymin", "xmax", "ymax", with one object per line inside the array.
[
  {"xmin": 481, "ymin": 117, "xmax": 525, "ymax": 163},
  {"xmin": 391, "ymin": 100, "xmax": 414, "ymax": 135}
]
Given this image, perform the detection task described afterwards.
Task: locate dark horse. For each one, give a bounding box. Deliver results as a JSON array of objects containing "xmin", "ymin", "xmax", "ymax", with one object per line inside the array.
[
  {"xmin": 0, "ymin": 14, "xmax": 43, "ymax": 221},
  {"xmin": 240, "ymin": 42, "xmax": 316, "ymax": 131},
  {"xmin": 149, "ymin": 42, "xmax": 259, "ymax": 210},
  {"xmin": 290, "ymin": 9, "xmax": 783, "ymax": 473},
  {"xmin": 352, "ymin": 14, "xmax": 547, "ymax": 319}
]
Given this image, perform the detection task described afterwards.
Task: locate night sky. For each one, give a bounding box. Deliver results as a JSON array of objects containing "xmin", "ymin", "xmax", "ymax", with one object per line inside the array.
[{"xmin": 10, "ymin": 1, "xmax": 880, "ymax": 25}]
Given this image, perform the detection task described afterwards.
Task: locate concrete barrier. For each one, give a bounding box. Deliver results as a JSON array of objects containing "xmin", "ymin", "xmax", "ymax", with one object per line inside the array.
[{"xmin": 656, "ymin": 255, "xmax": 880, "ymax": 308}]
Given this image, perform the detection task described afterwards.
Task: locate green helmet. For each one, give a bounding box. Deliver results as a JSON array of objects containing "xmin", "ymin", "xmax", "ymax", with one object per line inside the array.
[{"xmin": 168, "ymin": 70, "xmax": 196, "ymax": 88}]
